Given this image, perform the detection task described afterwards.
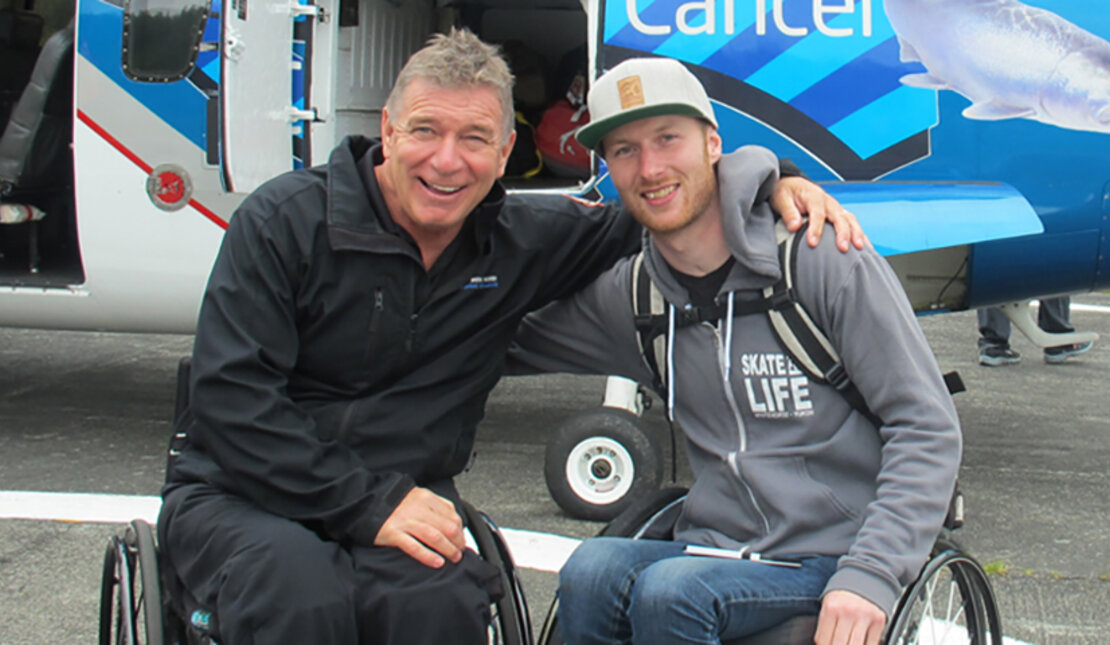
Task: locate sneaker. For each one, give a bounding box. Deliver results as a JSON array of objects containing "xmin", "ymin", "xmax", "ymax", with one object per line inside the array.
[
  {"xmin": 1044, "ymin": 341, "xmax": 1093, "ymax": 364},
  {"xmin": 979, "ymin": 345, "xmax": 1021, "ymax": 367}
]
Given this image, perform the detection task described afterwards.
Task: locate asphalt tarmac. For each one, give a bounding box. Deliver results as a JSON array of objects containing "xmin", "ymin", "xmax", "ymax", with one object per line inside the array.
[{"xmin": 1, "ymin": 292, "xmax": 1108, "ymax": 644}]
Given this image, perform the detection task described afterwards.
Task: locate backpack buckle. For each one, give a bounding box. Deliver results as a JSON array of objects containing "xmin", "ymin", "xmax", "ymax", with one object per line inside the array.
[
  {"xmin": 825, "ymin": 362, "xmax": 851, "ymax": 390},
  {"xmin": 769, "ymin": 287, "xmax": 796, "ymax": 311}
]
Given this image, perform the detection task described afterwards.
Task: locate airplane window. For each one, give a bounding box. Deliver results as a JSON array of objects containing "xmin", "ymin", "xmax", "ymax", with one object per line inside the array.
[{"xmin": 122, "ymin": 0, "xmax": 209, "ymax": 82}]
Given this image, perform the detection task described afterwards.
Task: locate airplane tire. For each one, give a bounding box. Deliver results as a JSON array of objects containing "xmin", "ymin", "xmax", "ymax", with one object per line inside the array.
[{"xmin": 544, "ymin": 408, "xmax": 662, "ymax": 521}]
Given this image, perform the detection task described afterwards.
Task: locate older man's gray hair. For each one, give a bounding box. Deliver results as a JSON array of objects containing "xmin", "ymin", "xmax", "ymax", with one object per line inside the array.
[{"xmin": 385, "ymin": 27, "xmax": 516, "ymax": 141}]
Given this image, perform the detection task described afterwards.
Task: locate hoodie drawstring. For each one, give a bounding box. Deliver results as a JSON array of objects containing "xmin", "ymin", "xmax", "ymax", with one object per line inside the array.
[
  {"xmin": 723, "ymin": 292, "xmax": 735, "ymax": 380},
  {"xmin": 666, "ymin": 303, "xmax": 676, "ymax": 421}
]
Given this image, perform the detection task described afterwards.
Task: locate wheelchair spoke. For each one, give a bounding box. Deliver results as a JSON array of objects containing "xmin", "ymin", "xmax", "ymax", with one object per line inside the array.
[
  {"xmin": 134, "ymin": 592, "xmax": 147, "ymax": 641},
  {"xmin": 934, "ymin": 570, "xmax": 969, "ymax": 644}
]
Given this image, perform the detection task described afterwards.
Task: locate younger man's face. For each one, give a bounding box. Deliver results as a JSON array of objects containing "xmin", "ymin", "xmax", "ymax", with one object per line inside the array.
[{"xmin": 601, "ymin": 115, "xmax": 722, "ymax": 235}]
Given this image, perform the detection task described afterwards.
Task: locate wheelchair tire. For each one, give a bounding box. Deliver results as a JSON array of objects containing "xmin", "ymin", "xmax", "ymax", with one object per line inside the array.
[
  {"xmin": 459, "ymin": 502, "xmax": 531, "ymax": 645},
  {"xmin": 885, "ymin": 537, "xmax": 1002, "ymax": 645},
  {"xmin": 99, "ymin": 536, "xmax": 121, "ymax": 645},
  {"xmin": 544, "ymin": 407, "xmax": 662, "ymax": 521},
  {"xmin": 98, "ymin": 520, "xmax": 165, "ymax": 645}
]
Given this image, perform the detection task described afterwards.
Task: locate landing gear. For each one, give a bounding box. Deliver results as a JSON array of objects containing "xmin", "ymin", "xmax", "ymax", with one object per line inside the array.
[{"xmin": 543, "ymin": 407, "xmax": 662, "ymax": 521}]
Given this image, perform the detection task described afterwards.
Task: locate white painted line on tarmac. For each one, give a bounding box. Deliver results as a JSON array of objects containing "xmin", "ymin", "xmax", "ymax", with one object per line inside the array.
[
  {"xmin": 0, "ymin": 490, "xmax": 160, "ymax": 524},
  {"xmin": 497, "ymin": 527, "xmax": 581, "ymax": 573}
]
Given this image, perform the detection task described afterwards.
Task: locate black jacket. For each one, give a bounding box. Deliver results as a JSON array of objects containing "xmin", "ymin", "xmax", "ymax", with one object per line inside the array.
[{"xmin": 165, "ymin": 136, "xmax": 640, "ymax": 547}]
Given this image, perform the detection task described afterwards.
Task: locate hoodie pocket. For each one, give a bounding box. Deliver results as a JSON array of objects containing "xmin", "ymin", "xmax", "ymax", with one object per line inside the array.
[
  {"xmin": 732, "ymin": 453, "xmax": 860, "ymax": 540},
  {"xmin": 679, "ymin": 456, "xmax": 768, "ymax": 544}
]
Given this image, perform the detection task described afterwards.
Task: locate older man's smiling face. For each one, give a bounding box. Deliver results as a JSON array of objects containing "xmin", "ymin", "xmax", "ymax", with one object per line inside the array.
[{"xmin": 377, "ymin": 79, "xmax": 515, "ymax": 242}]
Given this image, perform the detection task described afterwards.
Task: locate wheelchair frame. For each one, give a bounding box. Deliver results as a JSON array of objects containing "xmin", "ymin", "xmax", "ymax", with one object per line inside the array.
[{"xmin": 538, "ymin": 487, "xmax": 1003, "ymax": 645}]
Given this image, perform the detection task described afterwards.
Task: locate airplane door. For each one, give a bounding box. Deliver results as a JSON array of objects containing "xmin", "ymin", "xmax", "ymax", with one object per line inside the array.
[{"xmin": 220, "ymin": 0, "xmax": 323, "ymax": 193}]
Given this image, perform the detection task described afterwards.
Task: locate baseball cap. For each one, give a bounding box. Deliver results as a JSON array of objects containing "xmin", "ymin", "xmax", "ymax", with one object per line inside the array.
[{"xmin": 575, "ymin": 57, "xmax": 719, "ymax": 152}]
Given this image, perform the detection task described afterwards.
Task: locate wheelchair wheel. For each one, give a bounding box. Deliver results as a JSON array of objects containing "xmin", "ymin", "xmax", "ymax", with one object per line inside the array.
[
  {"xmin": 885, "ymin": 538, "xmax": 1002, "ymax": 645},
  {"xmin": 460, "ymin": 502, "xmax": 531, "ymax": 645},
  {"xmin": 99, "ymin": 520, "xmax": 166, "ymax": 645}
]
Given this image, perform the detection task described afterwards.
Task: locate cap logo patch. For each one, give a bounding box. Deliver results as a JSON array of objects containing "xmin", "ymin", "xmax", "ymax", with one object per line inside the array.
[{"xmin": 617, "ymin": 76, "xmax": 645, "ymax": 109}]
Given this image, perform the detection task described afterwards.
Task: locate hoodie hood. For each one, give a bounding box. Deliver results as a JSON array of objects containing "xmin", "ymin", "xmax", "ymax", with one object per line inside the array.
[
  {"xmin": 635, "ymin": 144, "xmax": 784, "ymax": 417},
  {"xmin": 641, "ymin": 145, "xmax": 783, "ymax": 308}
]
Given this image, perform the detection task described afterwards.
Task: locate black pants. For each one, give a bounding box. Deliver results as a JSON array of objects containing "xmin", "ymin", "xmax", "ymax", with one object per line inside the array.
[{"xmin": 159, "ymin": 482, "xmax": 502, "ymax": 645}]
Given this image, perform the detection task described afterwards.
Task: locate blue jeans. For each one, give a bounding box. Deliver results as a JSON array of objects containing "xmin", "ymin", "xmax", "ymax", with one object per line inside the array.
[{"xmin": 557, "ymin": 537, "xmax": 838, "ymax": 645}]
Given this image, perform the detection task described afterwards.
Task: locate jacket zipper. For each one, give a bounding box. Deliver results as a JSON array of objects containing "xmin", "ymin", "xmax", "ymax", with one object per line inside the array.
[
  {"xmin": 711, "ymin": 322, "xmax": 772, "ymax": 536},
  {"xmin": 370, "ymin": 288, "xmax": 384, "ymax": 332},
  {"xmin": 404, "ymin": 313, "xmax": 418, "ymax": 353},
  {"xmin": 362, "ymin": 287, "xmax": 385, "ymax": 368}
]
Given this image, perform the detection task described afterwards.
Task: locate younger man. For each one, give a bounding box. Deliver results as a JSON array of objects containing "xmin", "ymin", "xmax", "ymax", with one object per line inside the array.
[{"xmin": 510, "ymin": 58, "xmax": 961, "ymax": 645}]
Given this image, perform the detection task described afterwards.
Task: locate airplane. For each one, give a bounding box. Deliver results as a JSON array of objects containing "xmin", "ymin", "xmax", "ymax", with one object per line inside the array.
[
  {"xmin": 0, "ymin": 0, "xmax": 1105, "ymax": 519},
  {"xmin": 558, "ymin": 0, "xmax": 1110, "ymax": 520}
]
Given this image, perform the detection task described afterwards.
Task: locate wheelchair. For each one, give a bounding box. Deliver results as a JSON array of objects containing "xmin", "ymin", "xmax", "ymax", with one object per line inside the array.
[
  {"xmin": 538, "ymin": 487, "xmax": 1003, "ymax": 645},
  {"xmin": 98, "ymin": 501, "xmax": 533, "ymax": 645},
  {"xmin": 98, "ymin": 356, "xmax": 534, "ymax": 645}
]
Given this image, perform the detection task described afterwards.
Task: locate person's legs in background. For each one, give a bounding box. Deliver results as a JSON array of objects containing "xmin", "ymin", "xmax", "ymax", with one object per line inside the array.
[
  {"xmin": 977, "ymin": 307, "xmax": 1020, "ymax": 366},
  {"xmin": 1038, "ymin": 296, "xmax": 1092, "ymax": 363}
]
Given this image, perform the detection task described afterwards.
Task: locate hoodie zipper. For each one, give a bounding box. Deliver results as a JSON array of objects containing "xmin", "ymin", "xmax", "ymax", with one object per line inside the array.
[{"xmin": 711, "ymin": 321, "xmax": 772, "ymax": 536}]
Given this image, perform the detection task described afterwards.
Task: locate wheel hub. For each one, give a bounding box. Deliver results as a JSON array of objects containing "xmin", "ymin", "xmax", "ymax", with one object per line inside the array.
[{"xmin": 565, "ymin": 436, "xmax": 635, "ymax": 504}]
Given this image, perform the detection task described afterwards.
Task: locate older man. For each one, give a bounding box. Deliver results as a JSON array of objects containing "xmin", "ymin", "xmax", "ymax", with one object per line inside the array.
[
  {"xmin": 159, "ymin": 31, "xmax": 860, "ymax": 644},
  {"xmin": 510, "ymin": 57, "xmax": 961, "ymax": 645}
]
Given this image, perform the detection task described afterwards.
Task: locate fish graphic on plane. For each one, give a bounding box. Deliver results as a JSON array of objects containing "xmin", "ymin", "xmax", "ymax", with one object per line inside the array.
[{"xmin": 884, "ymin": 0, "xmax": 1110, "ymax": 134}]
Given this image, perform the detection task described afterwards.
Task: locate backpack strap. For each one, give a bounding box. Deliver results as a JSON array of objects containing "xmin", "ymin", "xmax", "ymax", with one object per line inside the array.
[
  {"xmin": 630, "ymin": 228, "xmax": 962, "ymax": 426},
  {"xmin": 631, "ymin": 252, "xmax": 771, "ymax": 394},
  {"xmin": 630, "ymin": 227, "xmax": 878, "ymax": 424},
  {"xmin": 764, "ymin": 227, "xmax": 879, "ymax": 424},
  {"xmin": 631, "ymin": 251, "xmax": 668, "ymax": 394}
]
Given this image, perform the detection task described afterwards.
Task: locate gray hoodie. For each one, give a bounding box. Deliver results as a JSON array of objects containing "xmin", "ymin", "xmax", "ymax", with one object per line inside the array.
[{"xmin": 508, "ymin": 145, "xmax": 962, "ymax": 616}]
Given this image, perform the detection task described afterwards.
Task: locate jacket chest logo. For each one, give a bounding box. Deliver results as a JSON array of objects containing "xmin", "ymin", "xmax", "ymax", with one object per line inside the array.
[{"xmin": 462, "ymin": 275, "xmax": 500, "ymax": 291}]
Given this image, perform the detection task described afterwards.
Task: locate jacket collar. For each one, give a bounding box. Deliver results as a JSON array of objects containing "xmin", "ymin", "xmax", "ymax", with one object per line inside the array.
[{"xmin": 325, "ymin": 135, "xmax": 506, "ymax": 256}]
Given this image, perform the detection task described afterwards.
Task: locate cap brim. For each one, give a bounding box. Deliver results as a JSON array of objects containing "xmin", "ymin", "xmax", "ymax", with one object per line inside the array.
[{"xmin": 575, "ymin": 103, "xmax": 713, "ymax": 151}]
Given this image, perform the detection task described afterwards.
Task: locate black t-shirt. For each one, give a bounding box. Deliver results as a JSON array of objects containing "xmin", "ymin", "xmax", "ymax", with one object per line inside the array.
[{"xmin": 669, "ymin": 257, "xmax": 735, "ymax": 308}]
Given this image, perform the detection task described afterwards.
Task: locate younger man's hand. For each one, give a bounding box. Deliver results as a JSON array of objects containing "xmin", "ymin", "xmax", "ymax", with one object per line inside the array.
[{"xmin": 814, "ymin": 589, "xmax": 887, "ymax": 645}]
